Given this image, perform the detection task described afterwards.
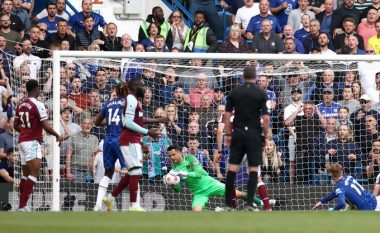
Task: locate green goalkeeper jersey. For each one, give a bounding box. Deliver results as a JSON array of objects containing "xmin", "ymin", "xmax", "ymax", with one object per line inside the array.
[{"xmin": 171, "ymin": 155, "xmax": 217, "ymax": 194}]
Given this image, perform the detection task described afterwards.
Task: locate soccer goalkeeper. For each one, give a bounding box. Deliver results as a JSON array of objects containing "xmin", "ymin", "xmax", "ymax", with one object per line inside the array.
[{"xmin": 166, "ymin": 145, "xmax": 265, "ymax": 212}]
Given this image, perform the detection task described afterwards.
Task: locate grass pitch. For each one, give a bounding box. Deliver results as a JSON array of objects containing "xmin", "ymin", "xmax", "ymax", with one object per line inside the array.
[{"xmin": 0, "ymin": 211, "xmax": 378, "ymax": 233}]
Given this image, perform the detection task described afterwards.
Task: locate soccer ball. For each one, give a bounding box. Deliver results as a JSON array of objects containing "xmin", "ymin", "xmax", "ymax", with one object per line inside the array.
[{"xmin": 165, "ymin": 173, "xmax": 180, "ymax": 185}]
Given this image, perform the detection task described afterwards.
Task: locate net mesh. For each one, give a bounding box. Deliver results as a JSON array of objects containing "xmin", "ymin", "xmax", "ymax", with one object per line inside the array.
[{"xmin": 8, "ymin": 51, "xmax": 380, "ymax": 211}]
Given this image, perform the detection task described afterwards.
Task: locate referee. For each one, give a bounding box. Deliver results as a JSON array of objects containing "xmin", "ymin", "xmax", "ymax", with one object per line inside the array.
[{"xmin": 224, "ymin": 66, "xmax": 270, "ymax": 210}]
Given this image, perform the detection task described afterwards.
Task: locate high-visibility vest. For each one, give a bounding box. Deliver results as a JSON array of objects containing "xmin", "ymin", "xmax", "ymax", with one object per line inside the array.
[
  {"xmin": 140, "ymin": 21, "xmax": 170, "ymax": 39},
  {"xmin": 184, "ymin": 27, "xmax": 209, "ymax": 53}
]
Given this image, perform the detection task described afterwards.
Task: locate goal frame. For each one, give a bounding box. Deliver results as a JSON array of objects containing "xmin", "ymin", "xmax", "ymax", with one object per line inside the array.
[{"xmin": 52, "ymin": 51, "xmax": 380, "ymax": 211}]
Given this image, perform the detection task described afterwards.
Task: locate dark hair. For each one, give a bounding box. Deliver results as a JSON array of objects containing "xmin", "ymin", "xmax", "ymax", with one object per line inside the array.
[
  {"xmin": 57, "ymin": 18, "xmax": 68, "ymax": 25},
  {"xmin": 154, "ymin": 34, "xmax": 165, "ymax": 41},
  {"xmin": 338, "ymin": 106, "xmax": 349, "ymax": 113},
  {"xmin": 342, "ymin": 16, "xmax": 356, "ymax": 25},
  {"xmin": 147, "ymin": 22, "xmax": 161, "ymax": 36},
  {"xmin": 167, "ymin": 144, "xmax": 182, "ymax": 152},
  {"xmin": 116, "ymin": 82, "xmax": 128, "ymax": 98},
  {"xmin": 243, "ymin": 66, "xmax": 256, "ymax": 80},
  {"xmin": 26, "ymin": 80, "xmax": 39, "ymax": 92},
  {"xmin": 152, "ymin": 6, "xmax": 162, "ymax": 14},
  {"xmin": 128, "ymin": 77, "xmax": 143, "ymax": 89},
  {"xmin": 6, "ymin": 147, "xmax": 15, "ymax": 155},
  {"xmin": 83, "ymin": 14, "xmax": 94, "ymax": 22},
  {"xmin": 194, "ymin": 10, "xmax": 205, "ymax": 18},
  {"xmin": 46, "ymin": 2, "xmax": 56, "ymax": 9}
]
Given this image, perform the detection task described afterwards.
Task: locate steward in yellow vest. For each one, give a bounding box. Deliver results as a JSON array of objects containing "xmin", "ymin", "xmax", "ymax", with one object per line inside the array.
[{"xmin": 184, "ymin": 11, "xmax": 218, "ymax": 53}]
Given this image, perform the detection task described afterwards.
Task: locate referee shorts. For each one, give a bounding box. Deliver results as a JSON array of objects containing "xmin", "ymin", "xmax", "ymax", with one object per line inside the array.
[{"xmin": 229, "ymin": 128, "xmax": 263, "ymax": 167}]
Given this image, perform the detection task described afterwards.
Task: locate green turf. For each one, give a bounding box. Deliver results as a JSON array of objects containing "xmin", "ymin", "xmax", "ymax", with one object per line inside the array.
[{"xmin": 0, "ymin": 211, "xmax": 379, "ymax": 233}]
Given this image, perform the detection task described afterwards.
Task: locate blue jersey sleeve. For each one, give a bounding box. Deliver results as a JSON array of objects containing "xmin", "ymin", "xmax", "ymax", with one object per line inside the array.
[{"xmin": 333, "ymin": 188, "xmax": 346, "ymax": 210}]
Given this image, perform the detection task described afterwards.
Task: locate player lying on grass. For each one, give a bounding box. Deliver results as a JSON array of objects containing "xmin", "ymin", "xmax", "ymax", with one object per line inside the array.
[
  {"xmin": 166, "ymin": 145, "xmax": 272, "ymax": 212},
  {"xmin": 312, "ymin": 163, "xmax": 380, "ymax": 211}
]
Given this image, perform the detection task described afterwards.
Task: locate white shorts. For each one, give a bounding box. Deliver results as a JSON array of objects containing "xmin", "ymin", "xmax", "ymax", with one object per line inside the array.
[
  {"xmin": 375, "ymin": 196, "xmax": 380, "ymax": 211},
  {"xmin": 121, "ymin": 143, "xmax": 142, "ymax": 169},
  {"xmin": 19, "ymin": 140, "xmax": 42, "ymax": 165}
]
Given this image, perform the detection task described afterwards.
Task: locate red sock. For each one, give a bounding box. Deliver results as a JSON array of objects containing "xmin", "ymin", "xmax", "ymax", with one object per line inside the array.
[
  {"xmin": 111, "ymin": 174, "xmax": 129, "ymax": 197},
  {"xmin": 129, "ymin": 175, "xmax": 141, "ymax": 203},
  {"xmin": 19, "ymin": 179, "xmax": 26, "ymax": 196},
  {"xmin": 19, "ymin": 179, "xmax": 35, "ymax": 208},
  {"xmin": 258, "ymin": 183, "xmax": 271, "ymax": 210}
]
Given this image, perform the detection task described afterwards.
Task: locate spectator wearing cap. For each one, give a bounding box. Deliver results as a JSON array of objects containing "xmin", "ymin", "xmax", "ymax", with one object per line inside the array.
[
  {"xmin": 283, "ymin": 87, "xmax": 304, "ymax": 183},
  {"xmin": 316, "ymin": 87, "xmax": 342, "ymax": 119},
  {"xmin": 281, "ymin": 70, "xmax": 306, "ymax": 108},
  {"xmin": 350, "ymin": 94, "xmax": 380, "ymax": 141},
  {"xmin": 338, "ymin": 85, "xmax": 361, "ymax": 114}
]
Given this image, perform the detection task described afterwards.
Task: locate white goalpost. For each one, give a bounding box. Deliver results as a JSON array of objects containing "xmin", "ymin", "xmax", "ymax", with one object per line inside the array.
[{"xmin": 9, "ymin": 50, "xmax": 380, "ymax": 211}]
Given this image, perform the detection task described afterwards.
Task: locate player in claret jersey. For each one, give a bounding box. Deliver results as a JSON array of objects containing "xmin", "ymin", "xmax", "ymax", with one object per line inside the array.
[
  {"xmin": 103, "ymin": 78, "xmax": 165, "ymax": 211},
  {"xmin": 313, "ymin": 163, "xmax": 380, "ymax": 211},
  {"xmin": 167, "ymin": 145, "xmax": 265, "ymax": 212},
  {"xmin": 14, "ymin": 80, "xmax": 62, "ymax": 211},
  {"xmin": 93, "ymin": 83, "xmax": 128, "ymax": 211}
]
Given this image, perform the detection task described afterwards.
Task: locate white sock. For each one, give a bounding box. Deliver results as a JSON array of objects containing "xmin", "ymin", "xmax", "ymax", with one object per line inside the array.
[
  {"xmin": 131, "ymin": 202, "xmax": 140, "ymax": 208},
  {"xmin": 28, "ymin": 175, "xmax": 37, "ymax": 183},
  {"xmin": 95, "ymin": 176, "xmax": 110, "ymax": 207}
]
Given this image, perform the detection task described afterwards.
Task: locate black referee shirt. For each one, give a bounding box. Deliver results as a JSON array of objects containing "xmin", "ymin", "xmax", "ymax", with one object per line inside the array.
[{"xmin": 225, "ymin": 83, "xmax": 268, "ymax": 130}]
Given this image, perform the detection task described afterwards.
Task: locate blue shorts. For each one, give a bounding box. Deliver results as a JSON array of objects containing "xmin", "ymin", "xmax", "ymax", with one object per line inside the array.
[{"xmin": 103, "ymin": 136, "xmax": 126, "ymax": 170}]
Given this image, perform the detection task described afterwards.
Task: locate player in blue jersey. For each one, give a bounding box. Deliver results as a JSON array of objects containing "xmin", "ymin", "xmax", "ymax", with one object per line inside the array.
[
  {"xmin": 93, "ymin": 83, "xmax": 128, "ymax": 211},
  {"xmin": 312, "ymin": 163, "xmax": 380, "ymax": 211}
]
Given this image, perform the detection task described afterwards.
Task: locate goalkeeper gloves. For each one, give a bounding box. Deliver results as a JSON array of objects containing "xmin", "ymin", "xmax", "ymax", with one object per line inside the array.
[{"xmin": 169, "ymin": 170, "xmax": 188, "ymax": 178}]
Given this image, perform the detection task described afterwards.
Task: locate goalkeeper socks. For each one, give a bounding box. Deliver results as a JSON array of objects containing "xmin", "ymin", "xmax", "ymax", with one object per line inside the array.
[
  {"xmin": 225, "ymin": 170, "xmax": 237, "ymax": 208},
  {"xmin": 247, "ymin": 172, "xmax": 258, "ymax": 207},
  {"xmin": 111, "ymin": 174, "xmax": 129, "ymax": 197},
  {"xmin": 129, "ymin": 175, "xmax": 141, "ymax": 203},
  {"xmin": 95, "ymin": 176, "xmax": 110, "ymax": 208},
  {"xmin": 257, "ymin": 182, "xmax": 271, "ymax": 210},
  {"xmin": 19, "ymin": 175, "xmax": 37, "ymax": 208}
]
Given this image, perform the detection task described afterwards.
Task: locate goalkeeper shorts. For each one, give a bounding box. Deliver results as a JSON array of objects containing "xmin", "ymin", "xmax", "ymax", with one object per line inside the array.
[{"xmin": 192, "ymin": 180, "xmax": 225, "ymax": 208}]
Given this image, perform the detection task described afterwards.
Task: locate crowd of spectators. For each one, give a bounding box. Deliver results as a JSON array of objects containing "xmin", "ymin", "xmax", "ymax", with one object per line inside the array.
[{"xmin": 0, "ymin": 0, "xmax": 380, "ymax": 186}]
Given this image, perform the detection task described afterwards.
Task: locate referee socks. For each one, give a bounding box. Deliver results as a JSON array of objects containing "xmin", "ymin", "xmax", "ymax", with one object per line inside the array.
[
  {"xmin": 225, "ymin": 171, "xmax": 237, "ymax": 208},
  {"xmin": 247, "ymin": 172, "xmax": 258, "ymax": 207}
]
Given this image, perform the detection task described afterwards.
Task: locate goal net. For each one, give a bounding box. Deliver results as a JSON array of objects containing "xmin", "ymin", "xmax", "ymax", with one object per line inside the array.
[{"xmin": 8, "ymin": 51, "xmax": 380, "ymax": 211}]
